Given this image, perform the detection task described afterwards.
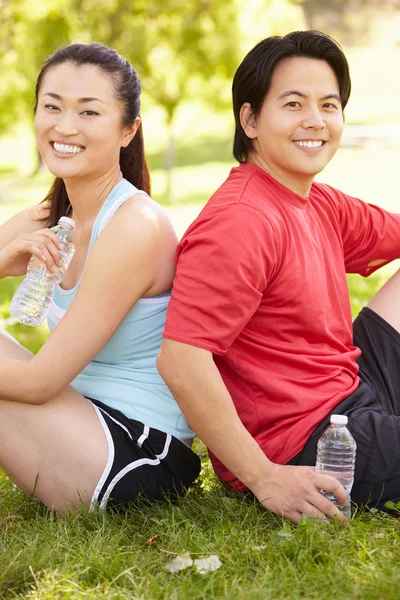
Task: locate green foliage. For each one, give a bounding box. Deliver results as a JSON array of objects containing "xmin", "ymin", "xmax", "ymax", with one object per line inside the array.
[
  {"xmin": 0, "ymin": 0, "xmax": 72, "ymax": 133},
  {"xmin": 347, "ymin": 272, "xmax": 386, "ymax": 318},
  {"xmin": 69, "ymin": 0, "xmax": 241, "ymax": 121},
  {"xmin": 0, "ymin": 277, "xmax": 49, "ymax": 353},
  {"xmin": 385, "ymin": 500, "xmax": 400, "ymax": 512},
  {"xmin": 0, "ymin": 470, "xmax": 400, "ymax": 599},
  {"xmin": 0, "ymin": 0, "xmax": 241, "ymax": 138}
]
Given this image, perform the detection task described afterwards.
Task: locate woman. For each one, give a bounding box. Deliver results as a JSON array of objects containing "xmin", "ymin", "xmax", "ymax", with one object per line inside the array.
[{"xmin": 0, "ymin": 43, "xmax": 200, "ymax": 512}]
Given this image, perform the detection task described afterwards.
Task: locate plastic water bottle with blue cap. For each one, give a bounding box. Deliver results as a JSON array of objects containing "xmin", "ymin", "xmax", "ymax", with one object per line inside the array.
[
  {"xmin": 315, "ymin": 414, "xmax": 357, "ymax": 519},
  {"xmin": 10, "ymin": 216, "xmax": 75, "ymax": 326}
]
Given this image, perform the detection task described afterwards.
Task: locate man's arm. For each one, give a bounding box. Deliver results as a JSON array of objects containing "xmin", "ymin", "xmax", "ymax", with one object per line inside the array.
[{"xmin": 157, "ymin": 339, "xmax": 348, "ymax": 526}]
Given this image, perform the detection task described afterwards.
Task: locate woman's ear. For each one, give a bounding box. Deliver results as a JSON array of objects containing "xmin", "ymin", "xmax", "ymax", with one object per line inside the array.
[
  {"xmin": 121, "ymin": 116, "xmax": 141, "ymax": 148},
  {"xmin": 240, "ymin": 103, "xmax": 257, "ymax": 139}
]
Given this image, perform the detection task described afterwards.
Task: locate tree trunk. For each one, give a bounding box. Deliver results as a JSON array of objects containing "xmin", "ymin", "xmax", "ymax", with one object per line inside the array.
[
  {"xmin": 30, "ymin": 149, "xmax": 45, "ymax": 176},
  {"xmin": 164, "ymin": 122, "xmax": 175, "ymax": 203},
  {"xmin": 302, "ymin": 1, "xmax": 316, "ymax": 29}
]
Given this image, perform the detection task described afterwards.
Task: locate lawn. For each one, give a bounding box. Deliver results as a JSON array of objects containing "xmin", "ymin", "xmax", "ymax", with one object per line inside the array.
[{"xmin": 1, "ymin": 477, "xmax": 400, "ymax": 600}]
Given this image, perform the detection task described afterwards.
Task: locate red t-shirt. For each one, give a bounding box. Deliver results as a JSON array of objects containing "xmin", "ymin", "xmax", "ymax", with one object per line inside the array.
[{"xmin": 163, "ymin": 162, "xmax": 400, "ymax": 491}]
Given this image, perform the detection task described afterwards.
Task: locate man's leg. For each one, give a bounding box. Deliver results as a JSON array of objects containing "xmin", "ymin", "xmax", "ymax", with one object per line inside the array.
[
  {"xmin": 292, "ymin": 270, "xmax": 400, "ymax": 511},
  {"xmin": 367, "ymin": 268, "xmax": 400, "ymax": 332}
]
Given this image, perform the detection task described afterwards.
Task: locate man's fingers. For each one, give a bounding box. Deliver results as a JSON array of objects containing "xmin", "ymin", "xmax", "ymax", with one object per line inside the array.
[
  {"xmin": 315, "ymin": 472, "xmax": 349, "ymax": 505},
  {"xmin": 311, "ymin": 492, "xmax": 349, "ymax": 525},
  {"xmin": 288, "ymin": 510, "xmax": 303, "ymax": 525}
]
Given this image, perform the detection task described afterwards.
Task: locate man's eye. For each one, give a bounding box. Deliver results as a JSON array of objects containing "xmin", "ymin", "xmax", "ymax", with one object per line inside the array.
[
  {"xmin": 285, "ymin": 102, "xmax": 300, "ymax": 108},
  {"xmin": 323, "ymin": 103, "xmax": 338, "ymax": 110}
]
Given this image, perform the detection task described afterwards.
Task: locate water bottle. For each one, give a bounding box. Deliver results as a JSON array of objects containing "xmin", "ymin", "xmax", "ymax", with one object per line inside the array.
[
  {"xmin": 315, "ymin": 414, "xmax": 356, "ymax": 519},
  {"xmin": 10, "ymin": 216, "xmax": 75, "ymax": 326}
]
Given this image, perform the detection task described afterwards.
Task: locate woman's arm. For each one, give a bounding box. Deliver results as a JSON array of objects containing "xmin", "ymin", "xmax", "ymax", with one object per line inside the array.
[{"xmin": 0, "ymin": 197, "xmax": 171, "ymax": 402}]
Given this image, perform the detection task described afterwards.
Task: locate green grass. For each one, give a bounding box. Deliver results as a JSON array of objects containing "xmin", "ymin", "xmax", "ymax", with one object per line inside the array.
[{"xmin": 0, "ymin": 472, "xmax": 400, "ymax": 599}]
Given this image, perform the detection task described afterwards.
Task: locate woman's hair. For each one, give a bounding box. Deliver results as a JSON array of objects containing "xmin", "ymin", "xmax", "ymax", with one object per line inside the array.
[
  {"xmin": 232, "ymin": 30, "xmax": 351, "ymax": 163},
  {"xmin": 35, "ymin": 42, "xmax": 150, "ymax": 226}
]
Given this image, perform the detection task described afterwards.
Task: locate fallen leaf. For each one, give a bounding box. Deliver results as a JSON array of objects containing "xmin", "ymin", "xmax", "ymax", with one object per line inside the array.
[
  {"xmin": 277, "ymin": 531, "xmax": 294, "ymax": 539},
  {"xmin": 164, "ymin": 553, "xmax": 193, "ymax": 573},
  {"xmin": 147, "ymin": 533, "xmax": 164, "ymax": 544},
  {"xmin": 194, "ymin": 555, "xmax": 222, "ymax": 574}
]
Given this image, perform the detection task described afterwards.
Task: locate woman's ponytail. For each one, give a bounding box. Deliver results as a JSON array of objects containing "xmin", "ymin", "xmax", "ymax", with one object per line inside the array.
[{"xmin": 120, "ymin": 123, "xmax": 151, "ymax": 196}]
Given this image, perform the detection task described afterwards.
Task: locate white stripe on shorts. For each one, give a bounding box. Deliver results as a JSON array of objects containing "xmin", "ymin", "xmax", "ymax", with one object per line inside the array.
[
  {"xmin": 90, "ymin": 404, "xmax": 115, "ymax": 510},
  {"xmin": 98, "ymin": 406, "xmax": 133, "ymax": 442},
  {"xmin": 99, "ymin": 433, "xmax": 172, "ymax": 509},
  {"xmin": 137, "ymin": 425, "xmax": 150, "ymax": 448}
]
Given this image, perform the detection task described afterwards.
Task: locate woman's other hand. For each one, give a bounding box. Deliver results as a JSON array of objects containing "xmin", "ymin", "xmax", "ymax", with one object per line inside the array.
[{"xmin": 0, "ymin": 228, "xmax": 63, "ymax": 278}]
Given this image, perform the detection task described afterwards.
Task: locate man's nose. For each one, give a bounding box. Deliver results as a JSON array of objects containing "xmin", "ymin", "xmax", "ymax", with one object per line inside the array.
[{"xmin": 301, "ymin": 106, "xmax": 326, "ymax": 130}]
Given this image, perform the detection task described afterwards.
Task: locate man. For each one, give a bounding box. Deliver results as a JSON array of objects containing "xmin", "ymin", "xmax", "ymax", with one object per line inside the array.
[{"xmin": 157, "ymin": 30, "xmax": 400, "ymax": 525}]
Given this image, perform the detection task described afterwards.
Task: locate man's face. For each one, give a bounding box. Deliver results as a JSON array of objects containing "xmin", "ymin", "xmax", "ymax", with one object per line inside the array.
[{"xmin": 240, "ymin": 56, "xmax": 344, "ymax": 197}]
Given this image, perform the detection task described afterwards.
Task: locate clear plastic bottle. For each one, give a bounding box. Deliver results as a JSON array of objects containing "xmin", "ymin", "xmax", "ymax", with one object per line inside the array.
[
  {"xmin": 10, "ymin": 216, "xmax": 75, "ymax": 326},
  {"xmin": 315, "ymin": 414, "xmax": 356, "ymax": 519}
]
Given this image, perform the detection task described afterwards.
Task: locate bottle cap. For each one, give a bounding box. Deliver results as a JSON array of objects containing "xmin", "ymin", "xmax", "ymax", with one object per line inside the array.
[
  {"xmin": 58, "ymin": 216, "xmax": 75, "ymax": 229},
  {"xmin": 330, "ymin": 414, "xmax": 348, "ymax": 425}
]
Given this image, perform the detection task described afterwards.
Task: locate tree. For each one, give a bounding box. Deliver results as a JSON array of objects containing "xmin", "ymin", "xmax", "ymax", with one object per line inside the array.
[
  {"xmin": 70, "ymin": 0, "xmax": 241, "ymax": 200},
  {"xmin": 288, "ymin": 0, "xmax": 390, "ymax": 45},
  {"xmin": 0, "ymin": 0, "xmax": 72, "ymax": 173},
  {"xmin": 0, "ymin": 1, "xmax": 241, "ymax": 195}
]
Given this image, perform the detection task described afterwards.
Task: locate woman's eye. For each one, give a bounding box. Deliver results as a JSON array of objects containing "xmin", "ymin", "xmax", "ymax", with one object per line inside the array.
[
  {"xmin": 285, "ymin": 101, "xmax": 300, "ymax": 108},
  {"xmin": 323, "ymin": 103, "xmax": 338, "ymax": 110},
  {"xmin": 81, "ymin": 110, "xmax": 99, "ymax": 116},
  {"xmin": 44, "ymin": 104, "xmax": 60, "ymax": 111}
]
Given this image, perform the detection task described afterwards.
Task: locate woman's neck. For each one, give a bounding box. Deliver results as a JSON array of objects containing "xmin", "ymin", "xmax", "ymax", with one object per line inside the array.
[{"xmin": 64, "ymin": 169, "xmax": 123, "ymax": 223}]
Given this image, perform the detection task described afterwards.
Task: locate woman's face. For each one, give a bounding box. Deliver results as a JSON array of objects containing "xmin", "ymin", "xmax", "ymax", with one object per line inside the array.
[{"xmin": 34, "ymin": 62, "xmax": 138, "ymax": 181}]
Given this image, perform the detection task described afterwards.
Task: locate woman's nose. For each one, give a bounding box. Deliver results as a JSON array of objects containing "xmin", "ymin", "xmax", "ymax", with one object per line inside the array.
[{"xmin": 54, "ymin": 112, "xmax": 79, "ymax": 136}]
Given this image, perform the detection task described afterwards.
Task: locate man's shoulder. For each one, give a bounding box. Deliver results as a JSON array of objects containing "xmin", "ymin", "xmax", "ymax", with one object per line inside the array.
[
  {"xmin": 311, "ymin": 181, "xmax": 350, "ymax": 204},
  {"xmin": 204, "ymin": 163, "xmax": 279, "ymax": 217}
]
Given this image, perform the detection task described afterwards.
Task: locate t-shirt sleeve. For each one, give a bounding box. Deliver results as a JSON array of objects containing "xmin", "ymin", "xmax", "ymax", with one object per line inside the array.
[
  {"xmin": 327, "ymin": 186, "xmax": 400, "ymax": 276},
  {"xmin": 163, "ymin": 203, "xmax": 278, "ymax": 355}
]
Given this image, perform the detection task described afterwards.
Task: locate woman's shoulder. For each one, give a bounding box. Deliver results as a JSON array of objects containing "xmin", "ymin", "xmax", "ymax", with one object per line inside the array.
[
  {"xmin": 118, "ymin": 192, "xmax": 175, "ymax": 236},
  {"xmin": 96, "ymin": 193, "xmax": 177, "ymax": 260}
]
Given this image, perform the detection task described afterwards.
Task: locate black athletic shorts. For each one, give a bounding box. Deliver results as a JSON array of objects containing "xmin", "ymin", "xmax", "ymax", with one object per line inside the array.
[
  {"xmin": 88, "ymin": 398, "xmax": 201, "ymax": 510},
  {"xmin": 289, "ymin": 307, "xmax": 400, "ymax": 512}
]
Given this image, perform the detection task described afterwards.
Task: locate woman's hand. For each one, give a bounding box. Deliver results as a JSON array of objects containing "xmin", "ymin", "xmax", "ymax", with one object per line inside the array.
[{"xmin": 0, "ymin": 228, "xmax": 63, "ymax": 278}]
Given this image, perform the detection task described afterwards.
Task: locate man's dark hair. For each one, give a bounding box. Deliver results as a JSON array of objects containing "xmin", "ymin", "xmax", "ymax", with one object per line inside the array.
[{"xmin": 232, "ymin": 30, "xmax": 351, "ymax": 163}]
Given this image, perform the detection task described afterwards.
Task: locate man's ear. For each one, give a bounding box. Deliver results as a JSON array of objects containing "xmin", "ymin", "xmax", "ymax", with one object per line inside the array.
[
  {"xmin": 121, "ymin": 116, "xmax": 141, "ymax": 148},
  {"xmin": 239, "ymin": 103, "xmax": 257, "ymax": 139}
]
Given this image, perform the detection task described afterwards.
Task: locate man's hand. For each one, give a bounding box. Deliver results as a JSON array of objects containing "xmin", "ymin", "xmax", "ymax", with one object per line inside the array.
[
  {"xmin": 158, "ymin": 340, "xmax": 350, "ymax": 527},
  {"xmin": 251, "ymin": 463, "xmax": 349, "ymax": 525}
]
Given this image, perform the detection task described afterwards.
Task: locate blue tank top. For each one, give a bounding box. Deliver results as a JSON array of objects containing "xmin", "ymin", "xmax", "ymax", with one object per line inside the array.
[{"xmin": 47, "ymin": 179, "xmax": 194, "ymax": 446}]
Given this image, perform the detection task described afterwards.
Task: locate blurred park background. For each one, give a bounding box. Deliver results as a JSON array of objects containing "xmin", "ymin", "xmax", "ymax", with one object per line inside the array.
[
  {"xmin": 2, "ymin": 5, "xmax": 400, "ymax": 598},
  {"xmin": 1, "ymin": 0, "xmax": 400, "ymax": 348}
]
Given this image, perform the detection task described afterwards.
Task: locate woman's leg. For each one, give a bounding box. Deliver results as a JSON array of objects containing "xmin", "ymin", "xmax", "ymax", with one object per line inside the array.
[
  {"xmin": 0, "ymin": 328, "xmax": 108, "ymax": 513},
  {"xmin": 367, "ymin": 268, "xmax": 400, "ymax": 332}
]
